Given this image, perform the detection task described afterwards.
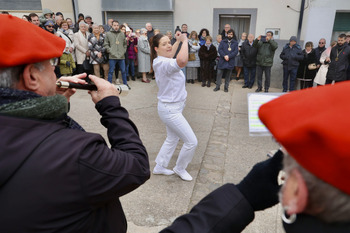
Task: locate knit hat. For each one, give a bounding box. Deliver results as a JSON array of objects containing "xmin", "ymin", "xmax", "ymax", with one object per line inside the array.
[
  {"xmin": 258, "ymin": 82, "xmax": 350, "ymax": 195},
  {"xmin": 290, "ymin": 36, "xmax": 297, "ymax": 42},
  {"xmin": 0, "ymin": 15, "xmax": 65, "ymax": 68}
]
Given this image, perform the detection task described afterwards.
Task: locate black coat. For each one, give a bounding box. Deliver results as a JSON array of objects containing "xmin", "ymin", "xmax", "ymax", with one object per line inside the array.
[
  {"xmin": 280, "ymin": 43, "xmax": 304, "ymax": 70},
  {"xmin": 161, "ymin": 184, "xmax": 350, "ymax": 233},
  {"xmin": 240, "ymin": 40, "xmax": 258, "ymax": 67},
  {"xmin": 297, "ymin": 49, "xmax": 317, "ymax": 80},
  {"xmin": 314, "ymin": 46, "xmax": 327, "ymax": 66},
  {"xmin": 198, "ymin": 44, "xmax": 218, "ymax": 81},
  {"xmin": 326, "ymin": 43, "xmax": 350, "ymax": 81},
  {"xmin": 0, "ymin": 96, "xmax": 150, "ymax": 233}
]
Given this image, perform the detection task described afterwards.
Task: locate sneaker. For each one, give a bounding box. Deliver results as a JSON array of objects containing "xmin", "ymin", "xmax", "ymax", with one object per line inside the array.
[
  {"xmin": 153, "ymin": 164, "xmax": 174, "ymax": 176},
  {"xmin": 173, "ymin": 167, "xmax": 192, "ymax": 181},
  {"xmin": 213, "ymin": 87, "xmax": 220, "ymax": 92}
]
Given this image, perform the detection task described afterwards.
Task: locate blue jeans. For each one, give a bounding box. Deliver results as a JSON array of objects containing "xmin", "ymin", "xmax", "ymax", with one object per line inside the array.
[
  {"xmin": 243, "ymin": 66, "xmax": 256, "ymax": 87},
  {"xmin": 256, "ymin": 65, "xmax": 271, "ymax": 90},
  {"xmin": 126, "ymin": 59, "xmax": 135, "ymax": 77},
  {"xmin": 108, "ymin": 59, "xmax": 127, "ymax": 84},
  {"xmin": 282, "ymin": 67, "xmax": 297, "ymax": 91}
]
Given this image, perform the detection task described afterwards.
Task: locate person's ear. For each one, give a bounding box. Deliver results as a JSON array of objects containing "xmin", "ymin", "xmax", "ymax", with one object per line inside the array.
[
  {"xmin": 21, "ymin": 64, "xmax": 41, "ymax": 92},
  {"xmin": 154, "ymin": 47, "xmax": 158, "ymax": 53},
  {"xmin": 283, "ymin": 168, "xmax": 308, "ymax": 215}
]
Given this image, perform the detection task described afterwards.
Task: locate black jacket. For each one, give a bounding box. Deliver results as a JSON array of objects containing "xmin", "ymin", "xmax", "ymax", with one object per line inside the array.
[
  {"xmin": 280, "ymin": 43, "xmax": 304, "ymax": 70},
  {"xmin": 297, "ymin": 49, "xmax": 317, "ymax": 80},
  {"xmin": 326, "ymin": 43, "xmax": 350, "ymax": 81},
  {"xmin": 240, "ymin": 40, "xmax": 258, "ymax": 67},
  {"xmin": 161, "ymin": 184, "xmax": 350, "ymax": 233},
  {"xmin": 0, "ymin": 96, "xmax": 150, "ymax": 233},
  {"xmin": 314, "ymin": 46, "xmax": 327, "ymax": 65}
]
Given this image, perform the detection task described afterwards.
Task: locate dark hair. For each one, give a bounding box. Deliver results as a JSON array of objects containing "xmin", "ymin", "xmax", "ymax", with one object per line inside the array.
[
  {"xmin": 305, "ymin": 41, "xmax": 313, "ymax": 48},
  {"xmin": 339, "ymin": 33, "xmax": 347, "ymax": 39},
  {"xmin": 28, "ymin": 13, "xmax": 38, "ymax": 22},
  {"xmin": 22, "ymin": 15, "xmax": 30, "ymax": 21},
  {"xmin": 150, "ymin": 34, "xmax": 167, "ymax": 69},
  {"xmin": 266, "ymin": 31, "xmax": 274, "ymax": 36},
  {"xmin": 181, "ymin": 24, "xmax": 187, "ymax": 27},
  {"xmin": 1, "ymin": 11, "xmax": 9, "ymax": 14},
  {"xmin": 112, "ymin": 20, "xmax": 119, "ymax": 25},
  {"xmin": 199, "ymin": 28, "xmax": 210, "ymax": 39},
  {"xmin": 227, "ymin": 29, "xmax": 237, "ymax": 40},
  {"xmin": 78, "ymin": 13, "xmax": 84, "ymax": 19}
]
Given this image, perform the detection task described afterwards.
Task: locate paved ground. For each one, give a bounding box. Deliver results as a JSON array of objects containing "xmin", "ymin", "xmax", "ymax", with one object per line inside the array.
[{"xmin": 69, "ymin": 77, "xmax": 284, "ymax": 233}]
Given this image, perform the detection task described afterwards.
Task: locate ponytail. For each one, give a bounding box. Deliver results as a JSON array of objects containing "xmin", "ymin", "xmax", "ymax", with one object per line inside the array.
[{"xmin": 150, "ymin": 34, "xmax": 165, "ymax": 70}]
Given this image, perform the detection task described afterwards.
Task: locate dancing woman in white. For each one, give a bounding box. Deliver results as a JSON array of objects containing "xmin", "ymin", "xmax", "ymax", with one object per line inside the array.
[{"xmin": 150, "ymin": 32, "xmax": 198, "ymax": 181}]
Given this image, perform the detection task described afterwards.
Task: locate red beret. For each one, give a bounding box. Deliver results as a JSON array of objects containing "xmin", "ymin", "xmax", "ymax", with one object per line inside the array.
[
  {"xmin": 259, "ymin": 82, "xmax": 350, "ymax": 195},
  {"xmin": 0, "ymin": 14, "xmax": 65, "ymax": 68}
]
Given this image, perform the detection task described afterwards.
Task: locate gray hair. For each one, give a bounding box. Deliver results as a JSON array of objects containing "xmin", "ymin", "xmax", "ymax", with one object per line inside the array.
[
  {"xmin": 140, "ymin": 28, "xmax": 147, "ymax": 34},
  {"xmin": 282, "ymin": 154, "xmax": 350, "ymax": 223},
  {"xmin": 0, "ymin": 62, "xmax": 45, "ymax": 88},
  {"xmin": 79, "ymin": 21, "xmax": 88, "ymax": 27}
]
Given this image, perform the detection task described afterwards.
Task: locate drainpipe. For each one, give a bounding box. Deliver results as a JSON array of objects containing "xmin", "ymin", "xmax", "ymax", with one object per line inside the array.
[
  {"xmin": 72, "ymin": 0, "xmax": 79, "ymax": 23},
  {"xmin": 297, "ymin": 0, "xmax": 306, "ymax": 45}
]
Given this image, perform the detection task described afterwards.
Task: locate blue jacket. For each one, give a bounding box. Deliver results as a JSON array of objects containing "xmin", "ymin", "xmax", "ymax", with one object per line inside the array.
[
  {"xmin": 280, "ymin": 43, "xmax": 304, "ymax": 70},
  {"xmin": 218, "ymin": 38, "xmax": 238, "ymax": 70}
]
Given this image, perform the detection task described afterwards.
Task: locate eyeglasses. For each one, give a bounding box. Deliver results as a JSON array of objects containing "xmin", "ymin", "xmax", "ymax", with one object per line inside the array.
[
  {"xmin": 319, "ymin": 42, "xmax": 325, "ymax": 44},
  {"xmin": 47, "ymin": 26, "xmax": 54, "ymax": 28}
]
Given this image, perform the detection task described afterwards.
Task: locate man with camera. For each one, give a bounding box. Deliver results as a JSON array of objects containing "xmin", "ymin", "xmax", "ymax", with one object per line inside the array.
[
  {"xmin": 0, "ymin": 15, "xmax": 150, "ymax": 233},
  {"xmin": 253, "ymin": 31, "xmax": 278, "ymax": 92}
]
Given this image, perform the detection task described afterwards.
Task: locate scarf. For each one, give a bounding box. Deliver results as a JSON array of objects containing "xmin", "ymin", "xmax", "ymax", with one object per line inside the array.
[{"xmin": 0, "ymin": 88, "xmax": 85, "ymax": 131}]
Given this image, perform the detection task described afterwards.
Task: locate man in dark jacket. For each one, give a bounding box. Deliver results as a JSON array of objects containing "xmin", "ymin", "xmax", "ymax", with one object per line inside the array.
[
  {"xmin": 280, "ymin": 36, "xmax": 304, "ymax": 92},
  {"xmin": 325, "ymin": 34, "xmax": 350, "ymax": 84},
  {"xmin": 253, "ymin": 31, "xmax": 278, "ymax": 92},
  {"xmin": 161, "ymin": 82, "xmax": 350, "ymax": 233},
  {"xmin": 213, "ymin": 29, "xmax": 238, "ymax": 92},
  {"xmin": 0, "ymin": 15, "xmax": 149, "ymax": 233},
  {"xmin": 241, "ymin": 33, "xmax": 258, "ymax": 89},
  {"xmin": 314, "ymin": 38, "xmax": 327, "ymax": 68}
]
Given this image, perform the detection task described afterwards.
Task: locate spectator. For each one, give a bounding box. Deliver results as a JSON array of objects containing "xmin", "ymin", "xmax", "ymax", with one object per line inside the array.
[
  {"xmin": 55, "ymin": 11, "xmax": 64, "ymax": 19},
  {"xmin": 59, "ymin": 47, "xmax": 76, "ymax": 76},
  {"xmin": 28, "ymin": 13, "xmax": 40, "ymax": 26},
  {"xmin": 0, "ymin": 14, "xmax": 149, "ymax": 233},
  {"xmin": 166, "ymin": 31, "xmax": 173, "ymax": 41},
  {"xmin": 135, "ymin": 28, "xmax": 141, "ymax": 38},
  {"xmin": 279, "ymin": 36, "xmax": 303, "ymax": 92},
  {"xmin": 104, "ymin": 20, "xmax": 129, "ymax": 87},
  {"xmin": 104, "ymin": 18, "xmax": 114, "ymax": 32},
  {"xmin": 57, "ymin": 19, "xmax": 75, "ymax": 65},
  {"xmin": 241, "ymin": 33, "xmax": 258, "ymax": 89},
  {"xmin": 314, "ymin": 38, "xmax": 327, "ymax": 68},
  {"xmin": 54, "ymin": 14, "xmax": 63, "ymax": 31},
  {"xmin": 39, "ymin": 8, "xmax": 55, "ymax": 27},
  {"xmin": 198, "ymin": 36, "xmax": 217, "ymax": 87},
  {"xmin": 126, "ymin": 28, "xmax": 138, "ymax": 81},
  {"xmin": 66, "ymin": 17, "xmax": 74, "ymax": 30},
  {"xmin": 1, "ymin": 11, "xmax": 9, "ymax": 14},
  {"xmin": 296, "ymin": 41, "xmax": 317, "ymax": 89},
  {"xmin": 198, "ymin": 28, "xmax": 210, "ymax": 46},
  {"xmin": 253, "ymin": 31, "xmax": 278, "ymax": 92},
  {"xmin": 314, "ymin": 41, "xmax": 337, "ymax": 86},
  {"xmin": 146, "ymin": 22, "xmax": 154, "ymax": 40},
  {"xmin": 22, "ymin": 15, "xmax": 30, "ymax": 21},
  {"xmin": 181, "ymin": 23, "xmax": 190, "ymax": 37},
  {"xmin": 73, "ymin": 13, "xmax": 84, "ymax": 33},
  {"xmin": 187, "ymin": 31, "xmax": 201, "ymax": 84},
  {"xmin": 88, "ymin": 24, "xmax": 109, "ymax": 79},
  {"xmin": 74, "ymin": 21, "xmax": 91, "ymax": 75},
  {"xmin": 213, "ymin": 29, "xmax": 238, "ymax": 92},
  {"xmin": 234, "ymin": 32, "xmax": 247, "ymax": 80},
  {"xmin": 43, "ymin": 20, "xmax": 55, "ymax": 34},
  {"xmin": 99, "ymin": 25, "xmax": 105, "ymax": 35},
  {"xmin": 154, "ymin": 29, "xmax": 160, "ymax": 35},
  {"xmin": 221, "ymin": 24, "xmax": 231, "ymax": 40},
  {"xmin": 137, "ymin": 28, "xmax": 151, "ymax": 83},
  {"xmin": 161, "ymin": 82, "xmax": 350, "ymax": 233},
  {"xmin": 85, "ymin": 15, "xmax": 93, "ymax": 33},
  {"xmin": 325, "ymin": 34, "xmax": 350, "ymax": 84},
  {"xmin": 213, "ymin": 34, "xmax": 222, "ymax": 81}
]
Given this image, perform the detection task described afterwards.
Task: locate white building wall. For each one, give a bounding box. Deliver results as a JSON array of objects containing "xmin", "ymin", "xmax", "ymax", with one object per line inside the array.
[{"xmin": 76, "ymin": 0, "xmax": 103, "ymax": 25}]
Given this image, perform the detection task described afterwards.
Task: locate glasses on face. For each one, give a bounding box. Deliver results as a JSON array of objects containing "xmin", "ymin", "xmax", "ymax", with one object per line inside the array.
[
  {"xmin": 319, "ymin": 42, "xmax": 325, "ymax": 44},
  {"xmin": 47, "ymin": 26, "xmax": 54, "ymax": 28}
]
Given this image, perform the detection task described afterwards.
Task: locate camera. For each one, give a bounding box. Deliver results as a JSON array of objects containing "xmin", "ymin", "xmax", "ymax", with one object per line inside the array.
[{"xmin": 260, "ymin": 36, "xmax": 267, "ymax": 42}]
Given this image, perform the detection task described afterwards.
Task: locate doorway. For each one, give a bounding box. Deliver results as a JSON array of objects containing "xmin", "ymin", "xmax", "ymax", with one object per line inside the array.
[{"xmin": 219, "ymin": 15, "xmax": 251, "ymax": 40}]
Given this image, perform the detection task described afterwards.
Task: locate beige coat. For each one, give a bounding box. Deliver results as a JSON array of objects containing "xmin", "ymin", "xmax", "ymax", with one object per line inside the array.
[
  {"xmin": 74, "ymin": 30, "xmax": 90, "ymax": 64},
  {"xmin": 314, "ymin": 47, "xmax": 331, "ymax": 85}
]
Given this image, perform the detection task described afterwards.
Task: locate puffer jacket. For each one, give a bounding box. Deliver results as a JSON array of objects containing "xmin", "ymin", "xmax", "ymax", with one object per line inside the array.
[{"xmin": 253, "ymin": 38, "xmax": 278, "ymax": 67}]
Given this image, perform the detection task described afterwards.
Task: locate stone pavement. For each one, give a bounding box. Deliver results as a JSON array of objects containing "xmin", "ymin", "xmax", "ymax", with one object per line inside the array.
[{"xmin": 69, "ymin": 77, "xmax": 285, "ymax": 233}]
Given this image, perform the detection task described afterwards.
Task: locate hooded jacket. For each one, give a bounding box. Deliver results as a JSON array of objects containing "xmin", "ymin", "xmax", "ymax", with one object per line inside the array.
[
  {"xmin": 280, "ymin": 43, "xmax": 304, "ymax": 70},
  {"xmin": 253, "ymin": 38, "xmax": 278, "ymax": 67}
]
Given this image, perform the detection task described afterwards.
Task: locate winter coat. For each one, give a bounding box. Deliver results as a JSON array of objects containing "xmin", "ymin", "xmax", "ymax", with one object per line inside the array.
[
  {"xmin": 253, "ymin": 38, "xmax": 278, "ymax": 67},
  {"xmin": 104, "ymin": 28, "xmax": 127, "ymax": 60},
  {"xmin": 57, "ymin": 28, "xmax": 76, "ymax": 62},
  {"xmin": 187, "ymin": 39, "xmax": 200, "ymax": 68},
  {"xmin": 73, "ymin": 30, "xmax": 90, "ymax": 65},
  {"xmin": 59, "ymin": 52, "xmax": 76, "ymax": 75},
  {"xmin": 314, "ymin": 46, "xmax": 327, "ymax": 66},
  {"xmin": 297, "ymin": 49, "xmax": 317, "ymax": 80},
  {"xmin": 326, "ymin": 43, "xmax": 350, "ymax": 81},
  {"xmin": 280, "ymin": 43, "xmax": 304, "ymax": 70},
  {"xmin": 217, "ymin": 38, "xmax": 238, "ymax": 70},
  {"xmin": 198, "ymin": 44, "xmax": 217, "ymax": 81},
  {"xmin": 241, "ymin": 41, "xmax": 258, "ymax": 67},
  {"xmin": 88, "ymin": 33, "xmax": 108, "ymax": 64},
  {"xmin": 0, "ymin": 96, "xmax": 150, "ymax": 233},
  {"xmin": 314, "ymin": 47, "xmax": 332, "ymax": 85},
  {"xmin": 127, "ymin": 36, "xmax": 138, "ymax": 60},
  {"xmin": 160, "ymin": 183, "xmax": 350, "ymax": 233},
  {"xmin": 39, "ymin": 8, "xmax": 55, "ymax": 26},
  {"xmin": 137, "ymin": 35, "xmax": 151, "ymax": 73}
]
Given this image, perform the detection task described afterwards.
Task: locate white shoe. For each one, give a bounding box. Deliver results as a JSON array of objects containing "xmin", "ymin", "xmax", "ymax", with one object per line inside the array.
[
  {"xmin": 173, "ymin": 167, "xmax": 192, "ymax": 181},
  {"xmin": 153, "ymin": 164, "xmax": 174, "ymax": 176}
]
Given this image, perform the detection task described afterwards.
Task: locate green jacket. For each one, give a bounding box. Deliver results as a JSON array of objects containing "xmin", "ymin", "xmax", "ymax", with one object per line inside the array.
[
  {"xmin": 253, "ymin": 39, "xmax": 278, "ymax": 67},
  {"xmin": 59, "ymin": 53, "xmax": 76, "ymax": 75},
  {"xmin": 103, "ymin": 29, "xmax": 127, "ymax": 59}
]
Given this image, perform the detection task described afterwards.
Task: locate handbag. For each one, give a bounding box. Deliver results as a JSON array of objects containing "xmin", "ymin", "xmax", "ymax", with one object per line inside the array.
[
  {"xmin": 82, "ymin": 56, "xmax": 93, "ymax": 71},
  {"xmin": 188, "ymin": 53, "xmax": 196, "ymax": 61},
  {"xmin": 308, "ymin": 63, "xmax": 317, "ymax": 70}
]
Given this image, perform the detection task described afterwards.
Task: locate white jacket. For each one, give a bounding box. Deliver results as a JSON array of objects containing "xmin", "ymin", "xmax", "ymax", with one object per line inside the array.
[{"xmin": 74, "ymin": 30, "xmax": 90, "ymax": 64}]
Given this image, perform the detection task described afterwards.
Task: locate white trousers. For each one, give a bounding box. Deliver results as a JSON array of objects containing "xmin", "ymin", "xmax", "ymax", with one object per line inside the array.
[{"xmin": 155, "ymin": 100, "xmax": 198, "ymax": 170}]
